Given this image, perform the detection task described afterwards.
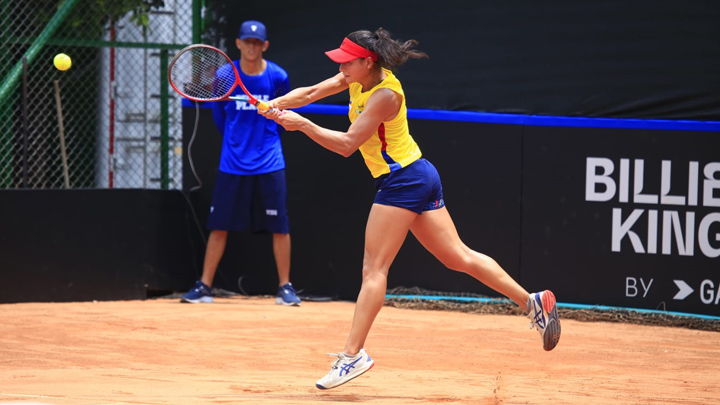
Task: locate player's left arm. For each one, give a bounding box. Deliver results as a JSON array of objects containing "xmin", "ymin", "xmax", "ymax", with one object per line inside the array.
[{"xmin": 273, "ymin": 88, "xmax": 401, "ymax": 157}]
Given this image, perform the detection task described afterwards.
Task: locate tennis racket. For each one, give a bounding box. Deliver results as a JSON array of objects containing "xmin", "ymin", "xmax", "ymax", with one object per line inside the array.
[{"xmin": 168, "ymin": 44, "xmax": 271, "ymax": 111}]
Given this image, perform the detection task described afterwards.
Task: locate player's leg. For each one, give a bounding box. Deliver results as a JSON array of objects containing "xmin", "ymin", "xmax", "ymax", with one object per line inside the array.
[
  {"xmin": 257, "ymin": 170, "xmax": 300, "ymax": 305},
  {"xmin": 201, "ymin": 230, "xmax": 228, "ymax": 287},
  {"xmin": 180, "ymin": 229, "xmax": 226, "ymax": 303},
  {"xmin": 265, "ymin": 170, "xmax": 291, "ymax": 286},
  {"xmin": 344, "ymin": 203, "xmax": 417, "ymax": 354},
  {"xmin": 316, "ymin": 203, "xmax": 417, "ymax": 390},
  {"xmin": 409, "ymin": 207, "xmax": 529, "ymax": 308},
  {"xmin": 273, "ymin": 233, "xmax": 291, "ymax": 286},
  {"xmin": 273, "ymin": 232, "xmax": 300, "ymax": 305},
  {"xmin": 411, "ymin": 158, "xmax": 559, "ymax": 350},
  {"xmin": 410, "ymin": 207, "xmax": 561, "ymax": 351},
  {"xmin": 182, "ymin": 171, "xmax": 244, "ymax": 303}
]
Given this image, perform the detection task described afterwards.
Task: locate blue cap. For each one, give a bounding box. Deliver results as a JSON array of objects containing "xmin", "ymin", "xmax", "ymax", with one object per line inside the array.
[{"xmin": 239, "ymin": 20, "xmax": 267, "ymax": 41}]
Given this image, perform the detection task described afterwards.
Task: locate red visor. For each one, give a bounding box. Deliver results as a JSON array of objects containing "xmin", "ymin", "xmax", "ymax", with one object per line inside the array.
[{"xmin": 325, "ymin": 38, "xmax": 378, "ymax": 63}]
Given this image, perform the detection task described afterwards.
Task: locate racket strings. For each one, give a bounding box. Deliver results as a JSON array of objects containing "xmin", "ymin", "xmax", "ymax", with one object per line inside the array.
[{"xmin": 170, "ymin": 46, "xmax": 236, "ymax": 101}]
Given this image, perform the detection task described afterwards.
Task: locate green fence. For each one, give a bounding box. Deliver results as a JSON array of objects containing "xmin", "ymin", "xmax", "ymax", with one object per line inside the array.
[{"xmin": 0, "ymin": 0, "xmax": 202, "ymax": 189}]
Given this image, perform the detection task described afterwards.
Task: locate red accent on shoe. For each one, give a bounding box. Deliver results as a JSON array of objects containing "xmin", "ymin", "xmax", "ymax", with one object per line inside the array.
[{"xmin": 541, "ymin": 290, "xmax": 556, "ymax": 313}]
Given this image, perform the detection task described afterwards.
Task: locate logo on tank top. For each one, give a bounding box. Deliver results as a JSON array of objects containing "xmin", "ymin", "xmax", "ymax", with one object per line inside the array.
[{"xmin": 349, "ymin": 99, "xmax": 363, "ymax": 115}]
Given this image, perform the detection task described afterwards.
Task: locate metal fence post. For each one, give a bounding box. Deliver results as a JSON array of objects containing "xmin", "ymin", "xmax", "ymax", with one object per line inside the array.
[{"xmin": 160, "ymin": 49, "xmax": 169, "ymax": 190}]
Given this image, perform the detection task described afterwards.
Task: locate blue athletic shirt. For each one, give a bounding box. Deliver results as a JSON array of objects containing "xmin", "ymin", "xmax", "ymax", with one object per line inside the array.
[{"xmin": 212, "ymin": 60, "xmax": 290, "ymax": 175}]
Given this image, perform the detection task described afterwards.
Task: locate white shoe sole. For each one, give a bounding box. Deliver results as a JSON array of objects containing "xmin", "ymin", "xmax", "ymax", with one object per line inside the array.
[
  {"xmin": 534, "ymin": 290, "xmax": 561, "ymax": 351},
  {"xmin": 275, "ymin": 297, "xmax": 300, "ymax": 306},
  {"xmin": 180, "ymin": 296, "xmax": 213, "ymax": 303}
]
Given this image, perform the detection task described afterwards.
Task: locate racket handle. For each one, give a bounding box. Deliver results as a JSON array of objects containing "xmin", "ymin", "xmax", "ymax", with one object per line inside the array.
[{"xmin": 255, "ymin": 100, "xmax": 272, "ymax": 112}]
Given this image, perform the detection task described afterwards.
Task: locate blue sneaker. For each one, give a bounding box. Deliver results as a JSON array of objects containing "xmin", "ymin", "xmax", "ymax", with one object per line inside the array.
[
  {"xmin": 180, "ymin": 280, "xmax": 213, "ymax": 303},
  {"xmin": 276, "ymin": 282, "xmax": 301, "ymax": 306}
]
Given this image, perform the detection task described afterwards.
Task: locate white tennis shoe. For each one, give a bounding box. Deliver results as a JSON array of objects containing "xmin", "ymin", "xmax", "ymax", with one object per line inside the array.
[
  {"xmin": 527, "ymin": 290, "xmax": 561, "ymax": 351},
  {"xmin": 315, "ymin": 349, "xmax": 374, "ymax": 389}
]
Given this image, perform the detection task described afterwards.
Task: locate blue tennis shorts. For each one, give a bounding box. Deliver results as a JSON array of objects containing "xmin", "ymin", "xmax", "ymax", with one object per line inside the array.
[
  {"xmin": 207, "ymin": 170, "xmax": 290, "ymax": 234},
  {"xmin": 373, "ymin": 158, "xmax": 445, "ymax": 214}
]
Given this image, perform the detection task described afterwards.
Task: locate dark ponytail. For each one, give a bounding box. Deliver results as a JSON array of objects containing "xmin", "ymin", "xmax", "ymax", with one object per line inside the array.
[{"xmin": 347, "ymin": 28, "xmax": 428, "ymax": 71}]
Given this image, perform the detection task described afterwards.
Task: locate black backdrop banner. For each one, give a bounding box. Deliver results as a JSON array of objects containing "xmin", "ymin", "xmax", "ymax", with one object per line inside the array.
[
  {"xmin": 521, "ymin": 125, "xmax": 720, "ymax": 316},
  {"xmin": 204, "ymin": 0, "xmax": 720, "ymax": 120}
]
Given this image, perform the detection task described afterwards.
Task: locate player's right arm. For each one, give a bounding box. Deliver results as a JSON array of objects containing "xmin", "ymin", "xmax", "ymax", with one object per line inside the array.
[{"xmin": 269, "ymin": 72, "xmax": 348, "ymax": 110}]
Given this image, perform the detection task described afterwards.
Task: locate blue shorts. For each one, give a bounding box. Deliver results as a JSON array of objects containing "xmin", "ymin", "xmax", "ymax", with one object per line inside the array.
[
  {"xmin": 207, "ymin": 170, "xmax": 290, "ymax": 234},
  {"xmin": 374, "ymin": 158, "xmax": 445, "ymax": 214}
]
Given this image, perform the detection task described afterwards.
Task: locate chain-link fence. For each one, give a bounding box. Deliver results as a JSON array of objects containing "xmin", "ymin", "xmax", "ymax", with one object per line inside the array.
[{"xmin": 0, "ymin": 0, "xmax": 201, "ymax": 189}]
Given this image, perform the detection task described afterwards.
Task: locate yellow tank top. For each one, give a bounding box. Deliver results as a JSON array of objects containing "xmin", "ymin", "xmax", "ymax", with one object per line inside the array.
[{"xmin": 348, "ymin": 69, "xmax": 422, "ymax": 178}]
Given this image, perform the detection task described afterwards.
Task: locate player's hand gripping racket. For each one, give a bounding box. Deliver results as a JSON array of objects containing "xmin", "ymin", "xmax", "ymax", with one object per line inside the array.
[{"xmin": 168, "ymin": 44, "xmax": 271, "ymax": 111}]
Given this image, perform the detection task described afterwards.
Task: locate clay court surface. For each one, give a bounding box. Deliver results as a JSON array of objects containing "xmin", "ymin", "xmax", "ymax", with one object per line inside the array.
[{"xmin": 1, "ymin": 297, "xmax": 718, "ymax": 404}]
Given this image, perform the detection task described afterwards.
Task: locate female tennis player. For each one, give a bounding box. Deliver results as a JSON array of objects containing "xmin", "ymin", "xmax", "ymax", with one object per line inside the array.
[{"xmin": 262, "ymin": 28, "xmax": 561, "ymax": 389}]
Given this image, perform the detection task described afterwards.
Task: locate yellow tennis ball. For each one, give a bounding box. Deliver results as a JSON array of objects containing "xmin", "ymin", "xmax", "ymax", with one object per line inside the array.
[{"xmin": 54, "ymin": 53, "xmax": 72, "ymax": 71}]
